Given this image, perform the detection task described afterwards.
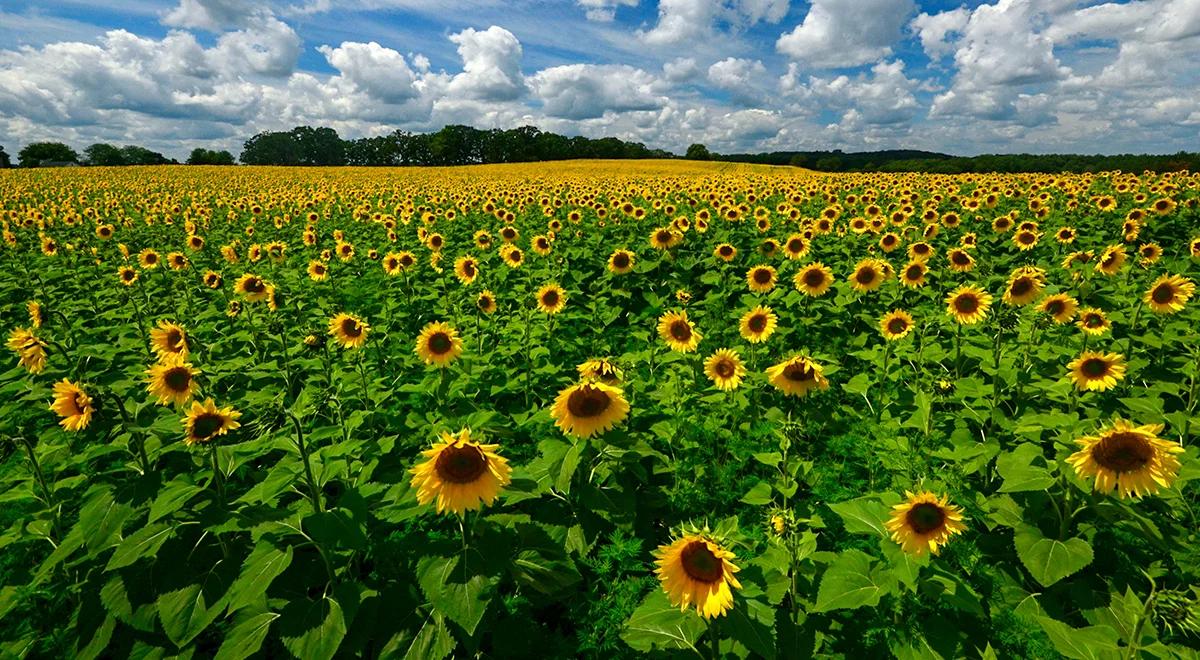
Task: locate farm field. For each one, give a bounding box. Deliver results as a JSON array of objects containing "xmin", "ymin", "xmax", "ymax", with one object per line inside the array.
[{"xmin": 2, "ymin": 159, "xmax": 1200, "ymax": 658}]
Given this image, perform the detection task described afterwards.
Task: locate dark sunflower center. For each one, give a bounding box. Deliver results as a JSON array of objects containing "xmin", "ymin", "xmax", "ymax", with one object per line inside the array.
[
  {"xmin": 679, "ymin": 541, "xmax": 724, "ymax": 583},
  {"xmin": 752, "ymin": 268, "xmax": 772, "ymax": 284},
  {"xmin": 164, "ymin": 367, "xmax": 191, "ymax": 392},
  {"xmin": 783, "ymin": 362, "xmax": 815, "ymax": 382},
  {"xmin": 613, "ymin": 253, "xmax": 630, "ymax": 268},
  {"xmin": 510, "ymin": 251, "xmax": 523, "ymax": 262},
  {"xmin": 566, "ymin": 386, "xmax": 611, "ymax": 418},
  {"xmin": 788, "ymin": 239, "xmax": 804, "ymax": 252},
  {"xmin": 803, "ymin": 270, "xmax": 825, "ymax": 287},
  {"xmin": 719, "ymin": 246, "xmax": 733, "ymax": 257},
  {"xmin": 952, "ymin": 252, "xmax": 970, "ymax": 265},
  {"xmin": 905, "ymin": 265, "xmax": 923, "ymax": 280},
  {"xmin": 887, "ymin": 318, "xmax": 908, "ymax": 334},
  {"xmin": 1156, "ymin": 200, "xmax": 1169, "ymax": 210},
  {"xmin": 906, "ymin": 502, "xmax": 946, "ymax": 534},
  {"xmin": 385, "ymin": 258, "xmax": 397, "ymax": 270},
  {"xmin": 1093, "ymin": 432, "xmax": 1153, "ymax": 473},
  {"xmin": 479, "ymin": 296, "xmax": 493, "ymax": 309},
  {"xmin": 463, "ymin": 262, "xmax": 476, "ymax": 277},
  {"xmin": 192, "ymin": 413, "xmax": 224, "ymax": 440},
  {"xmin": 542, "ymin": 291, "xmax": 560, "ymax": 307},
  {"xmin": 954, "ymin": 294, "xmax": 979, "ymax": 314},
  {"xmin": 1018, "ymin": 232, "xmax": 1034, "ymax": 244},
  {"xmin": 1010, "ymin": 278, "xmax": 1033, "ymax": 296},
  {"xmin": 123, "ymin": 270, "xmax": 136, "ymax": 281},
  {"xmin": 855, "ymin": 267, "xmax": 876, "ymax": 285},
  {"xmin": 1046, "ymin": 300, "xmax": 1065, "ymax": 315},
  {"xmin": 1152, "ymin": 284, "xmax": 1176, "ymax": 304},
  {"xmin": 342, "ymin": 318, "xmax": 362, "ymax": 337},
  {"xmin": 434, "ymin": 444, "xmax": 489, "ymax": 484},
  {"xmin": 1102, "ymin": 252, "xmax": 1118, "ymax": 267},
  {"xmin": 656, "ymin": 231, "xmax": 671, "ymax": 243},
  {"xmin": 400, "ymin": 255, "xmax": 414, "ymax": 266},
  {"xmin": 145, "ymin": 253, "xmax": 157, "ymax": 263},
  {"xmin": 747, "ymin": 314, "xmax": 767, "ymax": 333},
  {"xmin": 244, "ymin": 278, "xmax": 265, "ymax": 293},
  {"xmin": 1081, "ymin": 357, "xmax": 1110, "ymax": 378},
  {"xmin": 914, "ymin": 244, "xmax": 930, "ymax": 255},
  {"xmin": 714, "ymin": 359, "xmax": 735, "ymax": 378},
  {"xmin": 167, "ymin": 330, "xmax": 183, "ymax": 349},
  {"xmin": 428, "ymin": 332, "xmax": 452, "ymax": 354},
  {"xmin": 669, "ymin": 320, "xmax": 692, "ymax": 342},
  {"xmin": 882, "ymin": 236, "xmax": 896, "ymax": 247}
]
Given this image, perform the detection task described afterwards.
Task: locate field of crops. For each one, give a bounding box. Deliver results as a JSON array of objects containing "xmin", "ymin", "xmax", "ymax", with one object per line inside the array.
[{"xmin": 2, "ymin": 160, "xmax": 1199, "ymax": 658}]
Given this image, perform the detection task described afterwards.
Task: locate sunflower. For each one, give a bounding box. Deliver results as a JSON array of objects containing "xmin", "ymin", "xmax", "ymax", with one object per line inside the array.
[
  {"xmin": 1077, "ymin": 307, "xmax": 1111, "ymax": 336},
  {"xmin": 783, "ymin": 234, "xmax": 809, "ymax": 260},
  {"xmin": 714, "ymin": 243, "xmax": 737, "ymax": 262},
  {"xmin": 308, "ymin": 260, "xmax": 329, "ymax": 281},
  {"xmin": 145, "ymin": 355, "xmax": 200, "ymax": 406},
  {"xmin": 203, "ymin": 270, "xmax": 223, "ymax": 289},
  {"xmin": 945, "ymin": 286, "xmax": 992, "ymax": 325},
  {"xmin": 501, "ymin": 245, "xmax": 525, "ymax": 269},
  {"xmin": 27, "ymin": 301, "xmax": 44, "ymax": 328},
  {"xmin": 1066, "ymin": 420, "xmax": 1183, "ymax": 499},
  {"xmin": 409, "ymin": 428, "xmax": 512, "ymax": 515},
  {"xmin": 795, "ymin": 263, "xmax": 833, "ymax": 297},
  {"xmin": 657, "ymin": 310, "xmax": 702, "ymax": 353},
  {"xmin": 1096, "ymin": 245, "xmax": 1127, "ymax": 276},
  {"xmin": 1067, "ymin": 351, "xmax": 1126, "ymax": 392},
  {"xmin": 655, "ymin": 534, "xmax": 742, "ymax": 619},
  {"xmin": 118, "ymin": 266, "xmax": 139, "ymax": 286},
  {"xmin": 885, "ymin": 491, "xmax": 966, "ymax": 556},
  {"xmin": 907, "ymin": 242, "xmax": 935, "ymax": 262},
  {"xmin": 577, "ymin": 358, "xmax": 623, "ymax": 385},
  {"xmin": 234, "ymin": 274, "xmax": 272, "ymax": 302},
  {"xmin": 650, "ymin": 227, "xmax": 681, "ymax": 250},
  {"xmin": 941, "ymin": 247, "xmax": 973, "ymax": 273},
  {"xmin": 766, "ymin": 355, "xmax": 829, "ymax": 397},
  {"xmin": 415, "ymin": 321, "xmax": 463, "ymax": 367},
  {"xmin": 607, "ymin": 249, "xmax": 635, "ymax": 274},
  {"xmin": 551, "ymin": 381, "xmax": 630, "ymax": 438},
  {"xmin": 899, "ymin": 261, "xmax": 927, "ymax": 288},
  {"xmin": 138, "ymin": 248, "xmax": 160, "ymax": 269},
  {"xmin": 880, "ymin": 310, "xmax": 915, "ymax": 340},
  {"xmin": 7, "ymin": 327, "xmax": 47, "ymax": 374},
  {"xmin": 536, "ymin": 284, "xmax": 567, "ymax": 315},
  {"xmin": 477, "ymin": 290, "xmax": 497, "ymax": 314},
  {"xmin": 738, "ymin": 306, "xmax": 777, "ymax": 344},
  {"xmin": 1138, "ymin": 243, "xmax": 1162, "ymax": 265},
  {"xmin": 1012, "ymin": 229, "xmax": 1039, "ymax": 251},
  {"xmin": 454, "ymin": 256, "xmax": 480, "ymax": 285},
  {"xmin": 746, "ymin": 265, "xmax": 777, "ymax": 293},
  {"xmin": 150, "ymin": 320, "xmax": 189, "ymax": 361},
  {"xmin": 704, "ymin": 349, "xmax": 746, "ymax": 391},
  {"xmin": 1144, "ymin": 274, "xmax": 1195, "ymax": 314},
  {"xmin": 474, "ymin": 229, "xmax": 493, "ymax": 249},
  {"xmin": 1003, "ymin": 267, "xmax": 1045, "ymax": 306},
  {"xmin": 50, "ymin": 379, "xmax": 93, "ymax": 432},
  {"xmin": 849, "ymin": 258, "xmax": 887, "ymax": 292},
  {"xmin": 1039, "ymin": 294, "xmax": 1078, "ymax": 324},
  {"xmin": 182, "ymin": 399, "xmax": 241, "ymax": 446},
  {"xmin": 328, "ymin": 312, "xmax": 369, "ymax": 349}
]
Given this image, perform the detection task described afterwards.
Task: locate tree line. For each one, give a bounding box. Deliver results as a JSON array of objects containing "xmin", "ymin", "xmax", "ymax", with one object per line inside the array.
[
  {"xmin": 0, "ymin": 142, "xmax": 236, "ymax": 168},
  {"xmin": 714, "ymin": 149, "xmax": 1200, "ymax": 174}
]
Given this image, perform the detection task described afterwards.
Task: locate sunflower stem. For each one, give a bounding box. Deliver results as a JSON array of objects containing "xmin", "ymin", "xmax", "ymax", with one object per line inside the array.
[
  {"xmin": 288, "ymin": 410, "xmax": 323, "ymax": 514},
  {"xmin": 953, "ymin": 322, "xmax": 963, "ymax": 377},
  {"xmin": 17, "ymin": 436, "xmax": 61, "ymax": 542},
  {"xmin": 1125, "ymin": 300, "xmax": 1143, "ymax": 357},
  {"xmin": 357, "ymin": 352, "xmax": 371, "ymax": 411},
  {"xmin": 109, "ymin": 391, "xmax": 152, "ymax": 473},
  {"xmin": 707, "ymin": 617, "xmax": 720, "ymax": 659}
]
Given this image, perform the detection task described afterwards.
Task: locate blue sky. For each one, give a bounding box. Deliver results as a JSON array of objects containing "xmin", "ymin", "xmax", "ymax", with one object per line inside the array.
[{"xmin": 2, "ymin": 0, "xmax": 1199, "ymax": 159}]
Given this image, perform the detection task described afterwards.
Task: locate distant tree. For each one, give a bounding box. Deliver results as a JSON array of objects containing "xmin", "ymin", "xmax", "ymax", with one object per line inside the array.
[
  {"xmin": 84, "ymin": 143, "xmax": 126, "ymax": 166},
  {"xmin": 0, "ymin": 145, "xmax": 10, "ymax": 168},
  {"xmin": 787, "ymin": 154, "xmax": 809, "ymax": 168},
  {"xmin": 813, "ymin": 156, "xmax": 844, "ymax": 172},
  {"xmin": 19, "ymin": 142, "xmax": 79, "ymax": 167},
  {"xmin": 240, "ymin": 131, "xmax": 302, "ymax": 165},
  {"xmin": 187, "ymin": 148, "xmax": 235, "ymax": 165},
  {"xmin": 685, "ymin": 143, "xmax": 711, "ymax": 160},
  {"xmin": 119, "ymin": 145, "xmax": 171, "ymax": 165},
  {"xmin": 291, "ymin": 126, "xmax": 346, "ymax": 166}
]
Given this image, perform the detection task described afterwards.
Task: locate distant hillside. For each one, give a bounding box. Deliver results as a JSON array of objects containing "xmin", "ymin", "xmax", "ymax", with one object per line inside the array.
[{"xmin": 711, "ymin": 149, "xmax": 1199, "ymax": 174}]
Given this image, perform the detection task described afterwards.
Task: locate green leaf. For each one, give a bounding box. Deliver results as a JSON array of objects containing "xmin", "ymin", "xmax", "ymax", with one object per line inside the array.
[
  {"xmin": 226, "ymin": 540, "xmax": 294, "ymax": 614},
  {"xmin": 278, "ymin": 596, "xmax": 346, "ymax": 660},
  {"xmin": 740, "ymin": 481, "xmax": 773, "ymax": 505},
  {"xmin": 1014, "ymin": 524, "xmax": 1094, "ymax": 587},
  {"xmin": 77, "ymin": 487, "xmax": 132, "ymax": 552},
  {"xmin": 303, "ymin": 508, "xmax": 367, "ymax": 551},
  {"xmin": 828, "ymin": 496, "xmax": 890, "ymax": 537},
  {"xmin": 157, "ymin": 582, "xmax": 224, "ymax": 648},
  {"xmin": 149, "ymin": 479, "xmax": 204, "ymax": 523},
  {"xmin": 510, "ymin": 550, "xmax": 581, "ymax": 596},
  {"xmin": 416, "ymin": 554, "xmax": 495, "ymax": 636},
  {"xmin": 621, "ymin": 589, "xmax": 706, "ymax": 653},
  {"xmin": 1034, "ymin": 616, "xmax": 1120, "ymax": 660},
  {"xmin": 813, "ymin": 550, "xmax": 895, "ymax": 612},
  {"xmin": 105, "ymin": 523, "xmax": 173, "ymax": 571},
  {"xmin": 215, "ymin": 612, "xmax": 279, "ymax": 660},
  {"xmin": 842, "ymin": 373, "xmax": 871, "ymax": 396},
  {"xmin": 724, "ymin": 597, "xmax": 776, "ymax": 659},
  {"xmin": 555, "ymin": 441, "xmax": 583, "ymax": 494},
  {"xmin": 996, "ymin": 443, "xmax": 1055, "ymax": 492},
  {"xmin": 398, "ymin": 613, "xmax": 454, "ymax": 660}
]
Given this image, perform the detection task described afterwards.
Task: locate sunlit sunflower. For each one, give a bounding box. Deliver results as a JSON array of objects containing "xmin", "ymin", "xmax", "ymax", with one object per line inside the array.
[
  {"xmin": 738, "ymin": 305, "xmax": 777, "ymax": 343},
  {"xmin": 1067, "ymin": 351, "xmax": 1126, "ymax": 392},
  {"xmin": 1066, "ymin": 420, "xmax": 1183, "ymax": 499},
  {"xmin": 657, "ymin": 310, "xmax": 702, "ymax": 352},
  {"xmin": 415, "ymin": 321, "xmax": 463, "ymax": 367},
  {"xmin": 118, "ymin": 265, "xmax": 139, "ymax": 286},
  {"xmin": 138, "ymin": 248, "xmax": 160, "ymax": 269},
  {"xmin": 1138, "ymin": 243, "xmax": 1162, "ymax": 265},
  {"xmin": 27, "ymin": 301, "xmax": 44, "ymax": 328},
  {"xmin": 746, "ymin": 265, "xmax": 777, "ymax": 293},
  {"xmin": 1039, "ymin": 294, "xmax": 1078, "ymax": 324},
  {"xmin": 885, "ymin": 491, "xmax": 966, "ymax": 556},
  {"xmin": 849, "ymin": 258, "xmax": 887, "ymax": 292},
  {"xmin": 328, "ymin": 312, "xmax": 369, "ymax": 349},
  {"xmin": 783, "ymin": 234, "xmax": 809, "ymax": 260},
  {"xmin": 795, "ymin": 263, "xmax": 833, "ymax": 297},
  {"xmin": 308, "ymin": 260, "xmax": 328, "ymax": 281},
  {"xmin": 1012, "ymin": 229, "xmax": 1039, "ymax": 251},
  {"xmin": 704, "ymin": 349, "xmax": 746, "ymax": 391},
  {"xmin": 945, "ymin": 285, "xmax": 993, "ymax": 325},
  {"xmin": 536, "ymin": 284, "xmax": 567, "ymax": 314},
  {"xmin": 149, "ymin": 320, "xmax": 189, "ymax": 361},
  {"xmin": 234, "ymin": 273, "xmax": 272, "ymax": 302},
  {"xmin": 145, "ymin": 355, "xmax": 200, "ymax": 406},
  {"xmin": 766, "ymin": 355, "xmax": 829, "ymax": 397},
  {"xmin": 551, "ymin": 381, "xmax": 630, "ymax": 438},
  {"xmin": 501, "ymin": 245, "xmax": 525, "ymax": 269},
  {"xmin": 477, "ymin": 290, "xmax": 497, "ymax": 314},
  {"xmin": 409, "ymin": 428, "xmax": 512, "ymax": 515},
  {"xmin": 50, "ymin": 379, "xmax": 93, "ymax": 432},
  {"xmin": 607, "ymin": 249, "xmax": 635, "ymax": 274},
  {"xmin": 899, "ymin": 261, "xmax": 927, "ymax": 288},
  {"xmin": 183, "ymin": 399, "xmax": 241, "ymax": 446},
  {"xmin": 454, "ymin": 256, "xmax": 480, "ymax": 285},
  {"xmin": 650, "ymin": 227, "xmax": 681, "ymax": 250},
  {"xmin": 7, "ymin": 327, "xmax": 47, "ymax": 373},
  {"xmin": 880, "ymin": 310, "xmax": 915, "ymax": 340},
  {"xmin": 1144, "ymin": 274, "xmax": 1195, "ymax": 314},
  {"xmin": 655, "ymin": 534, "xmax": 742, "ymax": 619},
  {"xmin": 1096, "ymin": 244, "xmax": 1127, "ymax": 276},
  {"xmin": 946, "ymin": 248, "xmax": 975, "ymax": 273},
  {"xmin": 203, "ymin": 270, "xmax": 222, "ymax": 289},
  {"xmin": 578, "ymin": 358, "xmax": 623, "ymax": 385},
  {"xmin": 1003, "ymin": 267, "xmax": 1045, "ymax": 306},
  {"xmin": 714, "ymin": 243, "xmax": 737, "ymax": 262}
]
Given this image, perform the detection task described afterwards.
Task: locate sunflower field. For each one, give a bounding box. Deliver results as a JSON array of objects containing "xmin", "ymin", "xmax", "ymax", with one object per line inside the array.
[{"xmin": 2, "ymin": 160, "xmax": 1200, "ymax": 659}]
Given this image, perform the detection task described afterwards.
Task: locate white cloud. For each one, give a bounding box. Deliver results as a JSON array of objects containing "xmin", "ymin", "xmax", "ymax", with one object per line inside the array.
[
  {"xmin": 707, "ymin": 57, "xmax": 769, "ymax": 105},
  {"xmin": 210, "ymin": 16, "xmax": 301, "ymax": 77},
  {"xmin": 577, "ymin": 0, "xmax": 638, "ymax": 22},
  {"xmin": 640, "ymin": 0, "xmax": 789, "ymax": 45},
  {"xmin": 532, "ymin": 64, "xmax": 666, "ymax": 119},
  {"xmin": 318, "ymin": 41, "xmax": 419, "ymax": 103},
  {"xmin": 163, "ymin": 0, "xmax": 270, "ymax": 31},
  {"xmin": 783, "ymin": 59, "xmax": 919, "ymax": 125},
  {"xmin": 663, "ymin": 56, "xmax": 700, "ymax": 82},
  {"xmin": 910, "ymin": 7, "xmax": 969, "ymax": 60},
  {"xmin": 777, "ymin": 0, "xmax": 915, "ymax": 68},
  {"xmin": 446, "ymin": 26, "xmax": 527, "ymax": 102}
]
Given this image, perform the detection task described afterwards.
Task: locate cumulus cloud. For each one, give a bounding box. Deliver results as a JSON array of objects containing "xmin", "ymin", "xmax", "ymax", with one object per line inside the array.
[
  {"xmin": 531, "ymin": 64, "xmax": 666, "ymax": 119},
  {"xmin": 577, "ymin": 0, "xmax": 638, "ymax": 22},
  {"xmin": 777, "ymin": 0, "xmax": 915, "ymax": 68},
  {"xmin": 783, "ymin": 59, "xmax": 919, "ymax": 126},
  {"xmin": 640, "ymin": 0, "xmax": 789, "ymax": 45},
  {"xmin": 707, "ymin": 57, "xmax": 769, "ymax": 105},
  {"xmin": 163, "ymin": 0, "xmax": 270, "ymax": 31},
  {"xmin": 910, "ymin": 7, "xmax": 969, "ymax": 60},
  {"xmin": 446, "ymin": 26, "xmax": 527, "ymax": 102},
  {"xmin": 318, "ymin": 41, "xmax": 419, "ymax": 104}
]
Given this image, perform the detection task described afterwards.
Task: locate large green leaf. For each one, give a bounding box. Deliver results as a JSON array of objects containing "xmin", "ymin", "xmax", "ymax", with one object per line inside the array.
[
  {"xmin": 226, "ymin": 539, "xmax": 294, "ymax": 613},
  {"xmin": 416, "ymin": 554, "xmax": 496, "ymax": 636},
  {"xmin": 105, "ymin": 523, "xmax": 173, "ymax": 571},
  {"xmin": 813, "ymin": 550, "xmax": 896, "ymax": 612},
  {"xmin": 1034, "ymin": 616, "xmax": 1120, "ymax": 660},
  {"xmin": 828, "ymin": 496, "xmax": 891, "ymax": 537},
  {"xmin": 724, "ymin": 597, "xmax": 776, "ymax": 660},
  {"xmin": 303, "ymin": 507, "xmax": 367, "ymax": 551},
  {"xmin": 996, "ymin": 444, "xmax": 1055, "ymax": 493},
  {"xmin": 621, "ymin": 589, "xmax": 707, "ymax": 653},
  {"xmin": 156, "ymin": 582, "xmax": 224, "ymax": 648},
  {"xmin": 278, "ymin": 596, "xmax": 346, "ymax": 660},
  {"xmin": 215, "ymin": 612, "xmax": 279, "ymax": 660},
  {"xmin": 1014, "ymin": 524, "xmax": 1093, "ymax": 587}
]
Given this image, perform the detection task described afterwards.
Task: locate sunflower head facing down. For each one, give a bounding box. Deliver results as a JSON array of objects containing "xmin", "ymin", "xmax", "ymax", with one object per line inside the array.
[
  {"xmin": 657, "ymin": 310, "xmax": 702, "ymax": 353},
  {"xmin": 739, "ymin": 305, "xmax": 777, "ymax": 344},
  {"xmin": 551, "ymin": 381, "xmax": 631, "ymax": 438},
  {"xmin": 885, "ymin": 491, "xmax": 967, "ymax": 556},
  {"xmin": 145, "ymin": 354, "xmax": 200, "ymax": 406},
  {"xmin": 415, "ymin": 321, "xmax": 463, "ymax": 367},
  {"xmin": 7, "ymin": 327, "xmax": 48, "ymax": 374},
  {"xmin": 150, "ymin": 320, "xmax": 189, "ymax": 361},
  {"xmin": 1144, "ymin": 274, "xmax": 1195, "ymax": 315},
  {"xmin": 766, "ymin": 355, "xmax": 829, "ymax": 397},
  {"xmin": 578, "ymin": 358, "xmax": 623, "ymax": 385},
  {"xmin": 1067, "ymin": 350, "xmax": 1126, "ymax": 392},
  {"xmin": 409, "ymin": 428, "xmax": 512, "ymax": 515},
  {"xmin": 795, "ymin": 263, "xmax": 834, "ymax": 297},
  {"xmin": 655, "ymin": 532, "xmax": 742, "ymax": 619},
  {"xmin": 50, "ymin": 379, "xmax": 94, "ymax": 432},
  {"xmin": 328, "ymin": 312, "xmax": 370, "ymax": 349},
  {"xmin": 704, "ymin": 349, "xmax": 746, "ymax": 391},
  {"xmin": 880, "ymin": 309, "xmax": 915, "ymax": 340},
  {"xmin": 1066, "ymin": 420, "xmax": 1183, "ymax": 499},
  {"xmin": 183, "ymin": 399, "xmax": 241, "ymax": 446},
  {"xmin": 536, "ymin": 284, "xmax": 567, "ymax": 315},
  {"xmin": 945, "ymin": 285, "xmax": 993, "ymax": 325}
]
